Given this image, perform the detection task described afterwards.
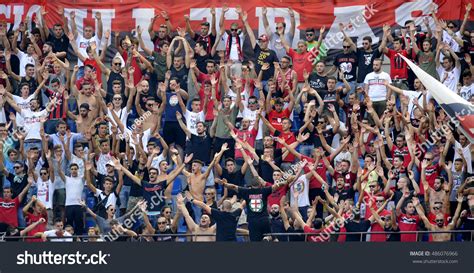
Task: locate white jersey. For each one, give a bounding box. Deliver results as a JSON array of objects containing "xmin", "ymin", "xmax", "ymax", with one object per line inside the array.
[
  {"xmin": 36, "ymin": 177, "xmax": 54, "ymax": 209},
  {"xmin": 65, "ymin": 176, "xmax": 84, "ymax": 206}
]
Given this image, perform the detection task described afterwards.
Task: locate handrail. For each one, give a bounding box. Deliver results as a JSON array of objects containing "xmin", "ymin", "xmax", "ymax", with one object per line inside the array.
[{"xmin": 1, "ymin": 230, "xmax": 473, "ymax": 241}]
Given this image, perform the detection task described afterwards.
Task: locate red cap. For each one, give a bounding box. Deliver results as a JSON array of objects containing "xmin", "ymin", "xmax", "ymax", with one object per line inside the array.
[{"xmin": 258, "ymin": 34, "xmax": 269, "ymax": 42}]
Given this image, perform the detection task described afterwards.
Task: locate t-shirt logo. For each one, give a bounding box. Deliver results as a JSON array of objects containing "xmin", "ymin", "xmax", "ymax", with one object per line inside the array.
[
  {"xmin": 340, "ymin": 62, "xmax": 352, "ymax": 73},
  {"xmin": 294, "ymin": 181, "xmax": 304, "ymax": 193},
  {"xmin": 250, "ymin": 198, "xmax": 263, "ymax": 212},
  {"xmin": 169, "ymin": 95, "xmax": 178, "ymax": 106}
]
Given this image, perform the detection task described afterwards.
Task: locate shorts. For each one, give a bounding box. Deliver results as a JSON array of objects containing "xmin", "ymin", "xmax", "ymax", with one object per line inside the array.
[{"xmin": 53, "ymin": 188, "xmax": 66, "ymax": 206}]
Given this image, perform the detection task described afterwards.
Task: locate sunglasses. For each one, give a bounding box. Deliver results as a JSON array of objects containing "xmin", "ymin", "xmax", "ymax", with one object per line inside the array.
[
  {"xmin": 375, "ymin": 200, "xmax": 384, "ymax": 203},
  {"xmin": 231, "ymin": 28, "xmax": 238, "ymax": 32},
  {"xmin": 40, "ymin": 172, "xmax": 48, "ymax": 175},
  {"xmin": 306, "ymin": 33, "xmax": 314, "ymax": 36},
  {"xmin": 435, "ymin": 219, "xmax": 444, "ymax": 223},
  {"xmin": 318, "ymin": 121, "xmax": 325, "ymax": 124},
  {"xmin": 14, "ymin": 166, "xmax": 22, "ymax": 169},
  {"xmin": 113, "ymin": 63, "xmax": 121, "ymax": 66},
  {"xmin": 146, "ymin": 104, "xmax": 154, "ymax": 107},
  {"xmin": 248, "ymin": 101, "xmax": 257, "ymax": 105},
  {"xmin": 157, "ymin": 222, "xmax": 167, "ymax": 225},
  {"xmin": 113, "ymin": 97, "xmax": 122, "ymax": 100},
  {"xmin": 343, "ymin": 46, "xmax": 350, "ymax": 49},
  {"xmin": 369, "ymin": 185, "xmax": 376, "ymax": 188},
  {"xmin": 149, "ymin": 172, "xmax": 158, "ymax": 175},
  {"xmin": 425, "ymin": 158, "xmax": 433, "ymax": 161},
  {"xmin": 433, "ymin": 207, "xmax": 441, "ymax": 210},
  {"xmin": 448, "ymin": 25, "xmax": 455, "ymax": 29}
]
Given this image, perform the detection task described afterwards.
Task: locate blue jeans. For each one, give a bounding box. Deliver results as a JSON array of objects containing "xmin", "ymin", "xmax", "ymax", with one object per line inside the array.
[
  {"xmin": 119, "ymin": 185, "xmax": 131, "ymax": 210},
  {"xmin": 191, "ymin": 203, "xmax": 203, "ymax": 223}
]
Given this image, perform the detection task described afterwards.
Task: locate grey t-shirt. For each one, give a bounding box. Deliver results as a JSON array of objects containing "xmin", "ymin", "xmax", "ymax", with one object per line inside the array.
[
  {"xmin": 95, "ymin": 215, "xmax": 127, "ymax": 234},
  {"xmin": 269, "ymin": 32, "xmax": 293, "ymax": 61}
]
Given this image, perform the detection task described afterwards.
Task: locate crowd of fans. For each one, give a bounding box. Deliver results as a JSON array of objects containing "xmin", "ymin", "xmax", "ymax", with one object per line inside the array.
[{"xmin": 0, "ymin": 4, "xmax": 473, "ymax": 242}]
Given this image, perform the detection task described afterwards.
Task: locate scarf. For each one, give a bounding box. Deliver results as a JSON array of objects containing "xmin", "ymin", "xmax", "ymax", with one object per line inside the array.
[{"xmin": 225, "ymin": 33, "xmax": 243, "ymax": 62}]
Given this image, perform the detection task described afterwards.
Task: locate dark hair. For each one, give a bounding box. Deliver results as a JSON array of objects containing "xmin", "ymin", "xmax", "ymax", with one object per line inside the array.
[
  {"xmin": 45, "ymin": 41, "xmax": 54, "ymax": 48},
  {"xmin": 54, "ymin": 218, "xmax": 63, "ymax": 224},
  {"xmin": 56, "ymin": 120, "xmax": 67, "ymax": 128},
  {"xmin": 69, "ymin": 163, "xmax": 79, "ymax": 169},
  {"xmin": 327, "ymin": 76, "xmax": 337, "ymax": 82},
  {"xmin": 192, "ymin": 159, "xmax": 204, "ymax": 166},
  {"xmin": 281, "ymin": 56, "xmax": 291, "ymax": 62},
  {"xmin": 362, "ymin": 36, "xmax": 372, "ymax": 43},
  {"xmin": 196, "ymin": 40, "xmax": 208, "ymax": 51},
  {"xmin": 19, "ymin": 82, "xmax": 30, "ymax": 90},
  {"xmin": 192, "ymin": 98, "xmax": 201, "ymax": 103},
  {"xmin": 206, "ymin": 59, "xmax": 216, "ymax": 66},
  {"xmin": 462, "ymin": 69, "xmax": 472, "ymax": 78},
  {"xmin": 99, "ymin": 139, "xmax": 109, "ymax": 146},
  {"xmin": 394, "ymin": 155, "xmax": 405, "ymax": 162},
  {"xmin": 25, "ymin": 63, "xmax": 34, "ymax": 70},
  {"xmin": 225, "ymin": 158, "xmax": 235, "ymax": 165},
  {"xmin": 53, "ymin": 23, "xmax": 62, "ymax": 28},
  {"xmin": 305, "ymin": 28, "xmax": 315, "ymax": 33},
  {"xmin": 393, "ymin": 37, "xmax": 402, "ymax": 44},
  {"xmin": 50, "ymin": 78, "xmax": 60, "ymax": 86},
  {"xmin": 149, "ymin": 167, "xmax": 159, "ymax": 173},
  {"xmin": 454, "ymin": 158, "xmax": 463, "ymax": 163},
  {"xmin": 112, "ymin": 80, "xmax": 122, "ymax": 86},
  {"xmin": 404, "ymin": 20, "xmax": 414, "ymax": 26}
]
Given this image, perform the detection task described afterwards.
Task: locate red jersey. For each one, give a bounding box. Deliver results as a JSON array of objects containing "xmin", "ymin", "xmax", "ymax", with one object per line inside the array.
[
  {"xmin": 233, "ymin": 127, "xmax": 258, "ymax": 159},
  {"xmin": 288, "ymin": 48, "xmax": 314, "ymax": 82},
  {"xmin": 267, "ymin": 109, "xmax": 291, "ymax": 132},
  {"xmin": 304, "ymin": 225, "xmax": 327, "ymax": 242},
  {"xmin": 385, "ymin": 49, "xmax": 409, "ymax": 79},
  {"xmin": 391, "ymin": 145, "xmax": 411, "ymax": 168},
  {"xmin": 397, "ymin": 213, "xmax": 420, "ymax": 242},
  {"xmin": 275, "ymin": 131, "xmax": 296, "ymax": 162},
  {"xmin": 419, "ymin": 163, "xmax": 441, "ymax": 195},
  {"xmin": 25, "ymin": 211, "xmax": 47, "ymax": 242},
  {"xmin": 0, "ymin": 197, "xmax": 20, "ymax": 227},
  {"xmin": 122, "ymin": 50, "xmax": 143, "ymax": 85},
  {"xmin": 333, "ymin": 172, "xmax": 357, "ymax": 190}
]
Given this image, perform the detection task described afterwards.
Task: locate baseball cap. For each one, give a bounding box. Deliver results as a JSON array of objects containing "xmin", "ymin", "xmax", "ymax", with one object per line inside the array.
[{"xmin": 258, "ymin": 34, "xmax": 269, "ymax": 42}]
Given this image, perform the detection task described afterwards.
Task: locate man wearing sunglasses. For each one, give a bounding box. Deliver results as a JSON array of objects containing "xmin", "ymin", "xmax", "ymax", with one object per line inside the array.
[
  {"xmin": 413, "ymin": 152, "xmax": 445, "ymax": 197},
  {"xmin": 219, "ymin": 7, "xmax": 246, "ymax": 76},
  {"xmin": 261, "ymin": 7, "xmax": 296, "ymax": 61},
  {"xmin": 185, "ymin": 7, "xmax": 217, "ymax": 55}
]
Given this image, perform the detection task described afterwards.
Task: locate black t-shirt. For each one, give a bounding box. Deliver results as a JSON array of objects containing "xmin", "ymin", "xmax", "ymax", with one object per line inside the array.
[
  {"xmin": 286, "ymin": 226, "xmax": 305, "ymax": 241},
  {"xmin": 254, "ymin": 44, "xmax": 278, "ymax": 81},
  {"xmin": 270, "ymin": 217, "xmax": 287, "ymax": 242},
  {"xmin": 312, "ymin": 127, "xmax": 335, "ymax": 147},
  {"xmin": 155, "ymin": 228, "xmax": 175, "ymax": 242},
  {"xmin": 170, "ymin": 65, "xmax": 189, "ymax": 91},
  {"xmin": 308, "ymin": 72, "xmax": 327, "ymax": 92},
  {"xmin": 356, "ymin": 48, "xmax": 380, "ymax": 83},
  {"xmin": 46, "ymin": 33, "xmax": 70, "ymax": 60},
  {"xmin": 211, "ymin": 208, "xmax": 242, "ymax": 241},
  {"xmin": 344, "ymin": 220, "xmax": 371, "ymax": 241},
  {"xmin": 385, "ymin": 226, "xmax": 400, "ymax": 242},
  {"xmin": 195, "ymin": 54, "xmax": 210, "ymax": 74},
  {"xmin": 127, "ymin": 161, "xmax": 149, "ymax": 197},
  {"xmin": 7, "ymin": 173, "xmax": 28, "ymax": 205},
  {"xmin": 333, "ymin": 52, "xmax": 358, "ymax": 82},
  {"xmin": 329, "ymin": 187, "xmax": 355, "ymax": 201},
  {"xmin": 106, "ymin": 71, "xmax": 125, "ymax": 103},
  {"xmin": 142, "ymin": 180, "xmax": 167, "ymax": 212},
  {"xmin": 221, "ymin": 169, "xmax": 245, "ymax": 197},
  {"xmin": 238, "ymin": 186, "xmax": 272, "ymax": 220},
  {"xmin": 188, "ymin": 134, "xmax": 213, "ymax": 164}
]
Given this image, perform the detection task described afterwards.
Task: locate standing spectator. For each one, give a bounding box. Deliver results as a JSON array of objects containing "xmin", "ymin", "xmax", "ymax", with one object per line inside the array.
[
  {"xmin": 39, "ymin": 8, "xmax": 69, "ymax": 60},
  {"xmin": 69, "ymin": 11, "xmax": 103, "ymax": 68},
  {"xmin": 261, "ymin": 7, "xmax": 296, "ymax": 61},
  {"xmin": 185, "ymin": 8, "xmax": 217, "ymax": 55},
  {"xmin": 364, "ymin": 59, "xmax": 392, "ymax": 117},
  {"xmin": 58, "ymin": 163, "xmax": 85, "ymax": 235},
  {"xmin": 380, "ymin": 25, "xmax": 410, "ymax": 90},
  {"xmin": 436, "ymin": 43, "xmax": 461, "ymax": 93},
  {"xmin": 149, "ymin": 11, "xmax": 173, "ymax": 53}
]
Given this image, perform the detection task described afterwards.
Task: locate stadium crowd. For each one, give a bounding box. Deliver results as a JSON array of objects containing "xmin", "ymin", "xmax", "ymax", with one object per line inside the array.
[{"xmin": 0, "ymin": 4, "xmax": 473, "ymax": 242}]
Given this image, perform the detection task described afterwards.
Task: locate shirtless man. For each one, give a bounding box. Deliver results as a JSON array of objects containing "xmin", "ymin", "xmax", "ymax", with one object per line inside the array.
[
  {"xmin": 71, "ymin": 66, "xmax": 103, "ymax": 119},
  {"xmin": 65, "ymin": 91, "xmax": 95, "ymax": 134},
  {"xmin": 421, "ymin": 159, "xmax": 452, "ymax": 215},
  {"xmin": 413, "ymin": 195, "xmax": 463, "ymax": 242},
  {"xmin": 176, "ymin": 193, "xmax": 216, "ymax": 242},
  {"xmin": 183, "ymin": 144, "xmax": 228, "ymax": 202},
  {"xmin": 135, "ymin": 80, "xmax": 163, "ymax": 131}
]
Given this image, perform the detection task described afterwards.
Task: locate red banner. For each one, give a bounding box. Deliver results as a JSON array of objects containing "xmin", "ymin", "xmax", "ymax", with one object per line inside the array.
[{"xmin": 1, "ymin": 0, "xmax": 472, "ymax": 50}]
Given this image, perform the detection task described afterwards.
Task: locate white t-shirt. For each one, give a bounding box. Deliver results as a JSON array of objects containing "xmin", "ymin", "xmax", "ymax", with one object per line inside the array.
[
  {"xmin": 437, "ymin": 66, "xmax": 460, "ymax": 93},
  {"xmin": 13, "ymin": 94, "xmax": 35, "ymax": 127},
  {"xmin": 402, "ymin": 90, "xmax": 424, "ymax": 118},
  {"xmin": 290, "ymin": 175, "xmax": 310, "ymax": 207},
  {"xmin": 453, "ymin": 141, "xmax": 472, "ymax": 174},
  {"xmin": 107, "ymin": 107, "xmax": 130, "ymax": 134},
  {"xmin": 184, "ymin": 110, "xmax": 205, "ymax": 136},
  {"xmin": 20, "ymin": 109, "xmax": 48, "ymax": 140},
  {"xmin": 97, "ymin": 153, "xmax": 113, "ymax": 176},
  {"xmin": 43, "ymin": 230, "xmax": 73, "ymax": 242},
  {"xmin": 76, "ymin": 34, "xmax": 101, "ymax": 67},
  {"xmin": 150, "ymin": 153, "xmax": 166, "ymax": 170},
  {"xmin": 364, "ymin": 71, "xmax": 391, "ymax": 102},
  {"xmin": 70, "ymin": 154, "xmax": 85, "ymax": 180},
  {"xmin": 16, "ymin": 50, "xmax": 35, "ymax": 77},
  {"xmin": 221, "ymin": 33, "xmax": 245, "ymax": 62},
  {"xmin": 442, "ymin": 30, "xmax": 461, "ymax": 53},
  {"xmin": 65, "ymin": 176, "xmax": 84, "ymax": 206},
  {"xmin": 240, "ymin": 107, "xmax": 264, "ymax": 140},
  {"xmin": 459, "ymin": 84, "xmax": 473, "ymax": 101},
  {"xmin": 36, "ymin": 177, "xmax": 54, "ymax": 210}
]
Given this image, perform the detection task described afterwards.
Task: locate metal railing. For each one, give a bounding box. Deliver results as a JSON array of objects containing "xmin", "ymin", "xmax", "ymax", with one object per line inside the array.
[{"xmin": 1, "ymin": 230, "xmax": 473, "ymax": 242}]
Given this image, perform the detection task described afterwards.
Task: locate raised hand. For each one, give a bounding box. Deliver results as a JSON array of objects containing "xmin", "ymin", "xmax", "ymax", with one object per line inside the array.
[{"xmin": 184, "ymin": 153, "xmax": 193, "ymax": 164}]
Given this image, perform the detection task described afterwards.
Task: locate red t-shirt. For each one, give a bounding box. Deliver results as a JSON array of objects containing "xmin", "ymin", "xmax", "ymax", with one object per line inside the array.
[
  {"xmin": 198, "ymin": 71, "xmax": 221, "ymax": 121},
  {"xmin": 0, "ymin": 197, "xmax": 20, "ymax": 227},
  {"xmin": 75, "ymin": 76, "xmax": 96, "ymax": 93},
  {"xmin": 233, "ymin": 127, "xmax": 258, "ymax": 159},
  {"xmin": 391, "ymin": 145, "xmax": 411, "ymax": 168},
  {"xmin": 304, "ymin": 225, "xmax": 326, "ymax": 242},
  {"xmin": 397, "ymin": 213, "xmax": 420, "ymax": 242},
  {"xmin": 25, "ymin": 211, "xmax": 47, "ymax": 242},
  {"xmin": 385, "ymin": 49, "xmax": 409, "ymax": 79},
  {"xmin": 276, "ymin": 131, "xmax": 296, "ymax": 162},
  {"xmin": 288, "ymin": 48, "xmax": 313, "ymax": 82},
  {"xmin": 369, "ymin": 209, "xmax": 391, "ymax": 242},
  {"xmin": 268, "ymin": 109, "xmax": 291, "ymax": 132},
  {"xmin": 122, "ymin": 50, "xmax": 143, "ymax": 85},
  {"xmin": 301, "ymin": 155, "xmax": 329, "ymax": 189},
  {"xmin": 265, "ymin": 182, "xmax": 287, "ymax": 208}
]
